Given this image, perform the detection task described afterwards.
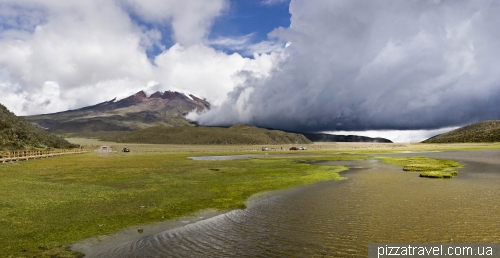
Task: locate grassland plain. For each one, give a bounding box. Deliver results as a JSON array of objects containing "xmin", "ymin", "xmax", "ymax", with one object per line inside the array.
[
  {"xmin": 0, "ymin": 151, "xmax": 355, "ymax": 257},
  {"xmin": 1, "ymin": 142, "xmax": 498, "ymax": 257},
  {"xmin": 65, "ymin": 137, "xmax": 500, "ymax": 153}
]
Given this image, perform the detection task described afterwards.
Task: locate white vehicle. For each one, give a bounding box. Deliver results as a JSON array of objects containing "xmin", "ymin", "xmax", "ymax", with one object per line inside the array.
[{"xmin": 298, "ymin": 146, "xmax": 307, "ymax": 150}]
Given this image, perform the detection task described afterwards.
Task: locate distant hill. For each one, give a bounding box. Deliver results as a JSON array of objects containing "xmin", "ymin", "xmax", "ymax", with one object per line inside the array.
[
  {"xmin": 24, "ymin": 90, "xmax": 210, "ymax": 134},
  {"xmin": 422, "ymin": 120, "xmax": 500, "ymax": 143},
  {"xmin": 0, "ymin": 104, "xmax": 76, "ymax": 150},
  {"xmin": 99, "ymin": 124, "xmax": 312, "ymax": 145},
  {"xmin": 301, "ymin": 132, "xmax": 392, "ymax": 143}
]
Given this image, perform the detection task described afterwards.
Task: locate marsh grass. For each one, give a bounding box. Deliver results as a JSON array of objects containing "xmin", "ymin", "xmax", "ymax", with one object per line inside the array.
[
  {"xmin": 0, "ymin": 151, "xmax": 348, "ymax": 257},
  {"xmin": 419, "ymin": 171, "xmax": 459, "ymax": 178},
  {"xmin": 381, "ymin": 156, "xmax": 463, "ymax": 178},
  {"xmin": 0, "ymin": 141, "xmax": 487, "ymax": 257}
]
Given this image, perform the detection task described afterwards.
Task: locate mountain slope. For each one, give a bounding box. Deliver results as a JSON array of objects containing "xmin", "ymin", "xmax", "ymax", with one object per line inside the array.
[
  {"xmin": 301, "ymin": 132, "xmax": 392, "ymax": 143},
  {"xmin": 100, "ymin": 124, "xmax": 312, "ymax": 145},
  {"xmin": 0, "ymin": 104, "xmax": 76, "ymax": 150},
  {"xmin": 25, "ymin": 90, "xmax": 210, "ymax": 133},
  {"xmin": 422, "ymin": 120, "xmax": 500, "ymax": 143}
]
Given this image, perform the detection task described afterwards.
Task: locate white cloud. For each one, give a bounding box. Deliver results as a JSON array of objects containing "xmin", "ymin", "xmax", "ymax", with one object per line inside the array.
[
  {"xmin": 0, "ymin": 0, "xmax": 155, "ymax": 114},
  {"xmin": 0, "ymin": 0, "xmax": 279, "ymax": 116},
  {"xmin": 5, "ymin": 0, "xmax": 498, "ymax": 138},
  {"xmin": 261, "ymin": 0, "xmax": 288, "ymax": 6},
  {"xmin": 209, "ymin": 34, "xmax": 254, "ymax": 50},
  {"xmin": 153, "ymin": 43, "xmax": 278, "ymax": 105},
  {"xmin": 122, "ymin": 0, "xmax": 228, "ymax": 45},
  {"xmin": 209, "ymin": 34, "xmax": 286, "ymax": 56}
]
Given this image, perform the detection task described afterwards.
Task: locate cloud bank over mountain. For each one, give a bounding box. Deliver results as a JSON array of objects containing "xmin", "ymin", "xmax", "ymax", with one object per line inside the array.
[
  {"xmin": 2, "ymin": 0, "xmax": 500, "ymax": 135},
  {"xmin": 196, "ymin": 0, "xmax": 500, "ymax": 132}
]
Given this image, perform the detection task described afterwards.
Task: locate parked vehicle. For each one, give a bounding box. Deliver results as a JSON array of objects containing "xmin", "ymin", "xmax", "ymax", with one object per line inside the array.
[
  {"xmin": 262, "ymin": 146, "xmax": 268, "ymax": 151},
  {"xmin": 298, "ymin": 146, "xmax": 307, "ymax": 150},
  {"xmin": 122, "ymin": 147, "xmax": 130, "ymax": 152},
  {"xmin": 289, "ymin": 146, "xmax": 298, "ymax": 150}
]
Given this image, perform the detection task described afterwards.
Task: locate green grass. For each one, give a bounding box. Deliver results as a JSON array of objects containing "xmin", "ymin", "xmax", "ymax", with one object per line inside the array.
[
  {"xmin": 0, "ymin": 152, "xmax": 349, "ymax": 257},
  {"xmin": 380, "ymin": 156, "xmax": 463, "ymax": 178},
  {"xmin": 418, "ymin": 170, "xmax": 459, "ymax": 178},
  {"xmin": 0, "ymin": 104, "xmax": 76, "ymax": 150},
  {"xmin": 423, "ymin": 120, "xmax": 500, "ymax": 143}
]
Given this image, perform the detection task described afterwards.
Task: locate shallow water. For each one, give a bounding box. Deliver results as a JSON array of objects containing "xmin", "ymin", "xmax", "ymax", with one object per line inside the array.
[{"xmin": 82, "ymin": 150, "xmax": 500, "ymax": 257}]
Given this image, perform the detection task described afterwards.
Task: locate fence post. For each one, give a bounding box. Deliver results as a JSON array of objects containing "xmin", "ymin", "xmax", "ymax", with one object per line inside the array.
[{"xmin": 0, "ymin": 148, "xmax": 89, "ymax": 163}]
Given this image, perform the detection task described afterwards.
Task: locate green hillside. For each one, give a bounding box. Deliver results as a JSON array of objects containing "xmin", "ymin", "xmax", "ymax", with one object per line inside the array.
[
  {"xmin": 0, "ymin": 104, "xmax": 77, "ymax": 150},
  {"xmin": 99, "ymin": 124, "xmax": 312, "ymax": 145},
  {"xmin": 423, "ymin": 120, "xmax": 500, "ymax": 143}
]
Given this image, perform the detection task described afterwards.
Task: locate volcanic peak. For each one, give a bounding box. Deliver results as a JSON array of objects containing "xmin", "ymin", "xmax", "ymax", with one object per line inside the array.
[
  {"xmin": 115, "ymin": 90, "xmax": 210, "ymax": 108},
  {"xmin": 23, "ymin": 89, "xmax": 211, "ymax": 133}
]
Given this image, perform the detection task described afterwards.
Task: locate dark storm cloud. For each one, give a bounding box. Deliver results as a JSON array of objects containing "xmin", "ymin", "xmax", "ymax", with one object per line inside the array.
[{"xmin": 196, "ymin": 0, "xmax": 500, "ymax": 132}]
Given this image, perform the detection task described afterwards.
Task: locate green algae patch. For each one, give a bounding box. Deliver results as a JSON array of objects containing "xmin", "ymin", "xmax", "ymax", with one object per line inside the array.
[
  {"xmin": 419, "ymin": 170, "xmax": 459, "ymax": 178},
  {"xmin": 380, "ymin": 156, "xmax": 463, "ymax": 179},
  {"xmin": 0, "ymin": 152, "xmax": 347, "ymax": 257}
]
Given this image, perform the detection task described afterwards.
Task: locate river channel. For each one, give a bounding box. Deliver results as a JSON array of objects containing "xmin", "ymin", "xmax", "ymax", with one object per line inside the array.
[{"xmin": 80, "ymin": 150, "xmax": 500, "ymax": 257}]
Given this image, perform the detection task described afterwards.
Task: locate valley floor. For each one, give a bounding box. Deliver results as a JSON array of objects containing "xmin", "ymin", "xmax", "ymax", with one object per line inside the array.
[
  {"xmin": 66, "ymin": 137, "xmax": 500, "ymax": 153},
  {"xmin": 1, "ymin": 139, "xmax": 499, "ymax": 257}
]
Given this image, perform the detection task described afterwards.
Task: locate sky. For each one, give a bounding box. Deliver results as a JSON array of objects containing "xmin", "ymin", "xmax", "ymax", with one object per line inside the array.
[{"xmin": 1, "ymin": 0, "xmax": 500, "ymax": 142}]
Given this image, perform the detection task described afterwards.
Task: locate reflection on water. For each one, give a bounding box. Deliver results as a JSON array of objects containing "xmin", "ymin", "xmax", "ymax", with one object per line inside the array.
[{"xmin": 86, "ymin": 150, "xmax": 500, "ymax": 258}]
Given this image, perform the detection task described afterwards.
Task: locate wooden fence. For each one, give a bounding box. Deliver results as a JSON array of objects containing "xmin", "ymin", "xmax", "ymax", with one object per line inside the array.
[{"xmin": 0, "ymin": 148, "xmax": 91, "ymax": 163}]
